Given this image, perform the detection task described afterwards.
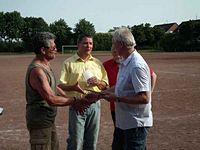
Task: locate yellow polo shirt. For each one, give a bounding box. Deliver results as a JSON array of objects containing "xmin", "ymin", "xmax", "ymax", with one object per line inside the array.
[{"xmin": 59, "ymin": 53, "xmax": 108, "ymax": 97}]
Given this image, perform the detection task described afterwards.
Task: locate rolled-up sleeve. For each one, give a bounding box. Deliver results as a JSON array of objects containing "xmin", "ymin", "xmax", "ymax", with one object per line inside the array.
[{"xmin": 131, "ymin": 67, "xmax": 150, "ymax": 93}]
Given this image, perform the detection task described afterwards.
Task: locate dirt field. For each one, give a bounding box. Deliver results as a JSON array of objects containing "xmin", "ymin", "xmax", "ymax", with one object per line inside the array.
[{"xmin": 0, "ymin": 52, "xmax": 200, "ymax": 150}]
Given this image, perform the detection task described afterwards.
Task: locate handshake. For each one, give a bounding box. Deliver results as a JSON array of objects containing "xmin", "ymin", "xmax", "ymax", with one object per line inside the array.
[
  {"xmin": 57, "ymin": 83, "xmax": 118, "ymax": 114},
  {"xmin": 84, "ymin": 89, "xmax": 118, "ymax": 103},
  {"xmin": 71, "ymin": 90, "xmax": 117, "ymax": 114}
]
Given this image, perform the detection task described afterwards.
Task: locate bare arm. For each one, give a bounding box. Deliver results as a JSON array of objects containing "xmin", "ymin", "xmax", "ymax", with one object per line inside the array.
[
  {"xmin": 151, "ymin": 71, "xmax": 157, "ymax": 93},
  {"xmin": 29, "ymin": 67, "xmax": 75, "ymax": 106},
  {"xmin": 116, "ymin": 91, "xmax": 149, "ymax": 104},
  {"xmin": 58, "ymin": 82, "xmax": 85, "ymax": 94},
  {"xmin": 101, "ymin": 91, "xmax": 150, "ymax": 104},
  {"xmin": 103, "ymin": 86, "xmax": 115, "ymax": 93}
]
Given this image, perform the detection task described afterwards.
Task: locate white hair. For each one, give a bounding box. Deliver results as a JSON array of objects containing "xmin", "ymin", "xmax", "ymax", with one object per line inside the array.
[{"xmin": 112, "ymin": 27, "xmax": 136, "ymax": 48}]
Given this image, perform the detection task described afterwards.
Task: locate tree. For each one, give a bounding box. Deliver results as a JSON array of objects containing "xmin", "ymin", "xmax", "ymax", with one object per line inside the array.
[
  {"xmin": 22, "ymin": 17, "xmax": 49, "ymax": 51},
  {"xmin": 152, "ymin": 27, "xmax": 165, "ymax": 49},
  {"xmin": 160, "ymin": 33, "xmax": 177, "ymax": 51},
  {"xmin": 130, "ymin": 23, "xmax": 165, "ymax": 50},
  {"xmin": 93, "ymin": 33, "xmax": 112, "ymax": 51},
  {"xmin": 176, "ymin": 20, "xmax": 200, "ymax": 51},
  {"xmin": 143, "ymin": 23, "xmax": 155, "ymax": 47},
  {"xmin": 73, "ymin": 18, "xmax": 96, "ymax": 43},
  {"xmin": 49, "ymin": 19, "xmax": 73, "ymax": 51},
  {"xmin": 0, "ymin": 12, "xmax": 7, "ymax": 51},
  {"xmin": 131, "ymin": 24, "xmax": 146, "ymax": 48},
  {"xmin": 0, "ymin": 12, "xmax": 6, "ymax": 41},
  {"xmin": 3, "ymin": 11, "xmax": 24, "ymax": 43},
  {"xmin": 108, "ymin": 26, "xmax": 129, "ymax": 33},
  {"xmin": 0, "ymin": 11, "xmax": 25, "ymax": 52}
]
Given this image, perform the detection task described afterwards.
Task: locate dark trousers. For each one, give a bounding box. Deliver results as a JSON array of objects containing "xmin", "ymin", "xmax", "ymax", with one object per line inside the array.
[
  {"xmin": 112, "ymin": 127, "xmax": 149, "ymax": 150},
  {"xmin": 112, "ymin": 127, "xmax": 124, "ymax": 150},
  {"xmin": 111, "ymin": 111, "xmax": 116, "ymax": 126}
]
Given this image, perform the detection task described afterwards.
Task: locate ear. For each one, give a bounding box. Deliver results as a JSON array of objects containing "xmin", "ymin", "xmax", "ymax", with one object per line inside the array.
[
  {"xmin": 119, "ymin": 42, "xmax": 124, "ymax": 48},
  {"xmin": 40, "ymin": 47, "xmax": 46, "ymax": 55}
]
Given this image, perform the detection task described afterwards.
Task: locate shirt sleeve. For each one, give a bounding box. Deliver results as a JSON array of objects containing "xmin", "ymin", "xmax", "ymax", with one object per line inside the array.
[
  {"xmin": 100, "ymin": 64, "xmax": 109, "ymax": 85},
  {"xmin": 131, "ymin": 67, "xmax": 150, "ymax": 93},
  {"xmin": 59, "ymin": 62, "xmax": 68, "ymax": 84}
]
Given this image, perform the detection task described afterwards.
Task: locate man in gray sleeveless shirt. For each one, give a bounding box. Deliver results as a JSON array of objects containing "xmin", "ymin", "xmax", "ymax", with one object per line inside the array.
[{"xmin": 25, "ymin": 32, "xmax": 89, "ymax": 150}]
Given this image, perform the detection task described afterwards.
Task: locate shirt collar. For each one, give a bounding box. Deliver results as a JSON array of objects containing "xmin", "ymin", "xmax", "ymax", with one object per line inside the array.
[
  {"xmin": 121, "ymin": 50, "xmax": 137, "ymax": 66},
  {"xmin": 74, "ymin": 53, "xmax": 94, "ymax": 62}
]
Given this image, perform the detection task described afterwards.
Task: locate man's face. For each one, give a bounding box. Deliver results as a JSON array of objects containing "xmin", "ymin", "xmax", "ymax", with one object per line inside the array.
[
  {"xmin": 78, "ymin": 37, "xmax": 93, "ymax": 56},
  {"xmin": 112, "ymin": 41, "xmax": 123, "ymax": 57},
  {"xmin": 44, "ymin": 39, "xmax": 57, "ymax": 60},
  {"xmin": 111, "ymin": 45, "xmax": 121, "ymax": 63}
]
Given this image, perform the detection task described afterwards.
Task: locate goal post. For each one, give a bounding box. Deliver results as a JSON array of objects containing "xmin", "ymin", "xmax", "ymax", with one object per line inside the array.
[{"xmin": 61, "ymin": 45, "xmax": 77, "ymax": 54}]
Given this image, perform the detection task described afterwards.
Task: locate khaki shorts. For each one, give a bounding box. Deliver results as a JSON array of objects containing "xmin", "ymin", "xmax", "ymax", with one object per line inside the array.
[{"xmin": 28, "ymin": 124, "xmax": 59, "ymax": 150}]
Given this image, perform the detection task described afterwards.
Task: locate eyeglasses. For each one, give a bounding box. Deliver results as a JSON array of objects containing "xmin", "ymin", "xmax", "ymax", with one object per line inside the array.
[{"xmin": 44, "ymin": 46, "xmax": 57, "ymax": 51}]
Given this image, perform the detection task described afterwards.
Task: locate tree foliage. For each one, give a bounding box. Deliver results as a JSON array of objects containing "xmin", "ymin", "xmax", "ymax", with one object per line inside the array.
[
  {"xmin": 0, "ymin": 10, "xmax": 200, "ymax": 52},
  {"xmin": 49, "ymin": 19, "xmax": 73, "ymax": 51},
  {"xmin": 93, "ymin": 33, "xmax": 112, "ymax": 51},
  {"xmin": 73, "ymin": 18, "xmax": 96, "ymax": 43},
  {"xmin": 130, "ymin": 23, "xmax": 165, "ymax": 50},
  {"xmin": 22, "ymin": 17, "xmax": 49, "ymax": 51},
  {"xmin": 0, "ymin": 12, "xmax": 6, "ymax": 40},
  {"xmin": 161, "ymin": 20, "xmax": 200, "ymax": 51},
  {"xmin": 4, "ymin": 11, "xmax": 24, "ymax": 42},
  {"xmin": 0, "ymin": 11, "xmax": 25, "ymax": 52}
]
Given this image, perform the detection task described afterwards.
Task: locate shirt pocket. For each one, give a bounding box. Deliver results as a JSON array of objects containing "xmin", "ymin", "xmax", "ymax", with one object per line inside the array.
[
  {"xmin": 90, "ymin": 66, "xmax": 102, "ymax": 80},
  {"xmin": 116, "ymin": 75, "xmax": 126, "ymax": 93}
]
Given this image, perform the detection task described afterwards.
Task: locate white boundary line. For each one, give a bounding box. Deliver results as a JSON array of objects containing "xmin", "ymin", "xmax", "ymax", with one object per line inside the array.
[
  {"xmin": 154, "ymin": 87, "xmax": 200, "ymax": 93},
  {"xmin": 157, "ymin": 71, "xmax": 200, "ymax": 77},
  {"xmin": 0, "ymin": 128, "xmax": 27, "ymax": 133},
  {"xmin": 155, "ymin": 113, "xmax": 200, "ymax": 121}
]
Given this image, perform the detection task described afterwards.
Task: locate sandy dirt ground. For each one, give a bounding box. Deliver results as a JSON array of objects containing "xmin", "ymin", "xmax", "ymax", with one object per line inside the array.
[{"xmin": 0, "ymin": 52, "xmax": 200, "ymax": 150}]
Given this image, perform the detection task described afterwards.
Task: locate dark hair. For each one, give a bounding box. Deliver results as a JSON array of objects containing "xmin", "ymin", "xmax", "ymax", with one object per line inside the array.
[
  {"xmin": 77, "ymin": 33, "xmax": 92, "ymax": 44},
  {"xmin": 33, "ymin": 32, "xmax": 56, "ymax": 54}
]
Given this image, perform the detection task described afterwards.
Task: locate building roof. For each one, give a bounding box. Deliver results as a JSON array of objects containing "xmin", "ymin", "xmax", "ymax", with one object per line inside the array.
[{"xmin": 154, "ymin": 23, "xmax": 178, "ymax": 33}]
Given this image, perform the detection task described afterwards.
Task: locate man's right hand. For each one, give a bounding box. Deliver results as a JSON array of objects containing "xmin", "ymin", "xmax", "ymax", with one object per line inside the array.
[
  {"xmin": 73, "ymin": 82, "xmax": 85, "ymax": 94},
  {"xmin": 72, "ymin": 97, "xmax": 91, "ymax": 115}
]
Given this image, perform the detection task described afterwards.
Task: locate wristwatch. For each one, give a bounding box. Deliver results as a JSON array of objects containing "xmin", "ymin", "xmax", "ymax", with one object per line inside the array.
[{"xmin": 116, "ymin": 96, "xmax": 121, "ymax": 102}]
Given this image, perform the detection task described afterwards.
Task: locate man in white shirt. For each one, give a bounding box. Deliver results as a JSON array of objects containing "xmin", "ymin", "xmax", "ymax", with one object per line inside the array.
[{"xmin": 101, "ymin": 27, "xmax": 152, "ymax": 150}]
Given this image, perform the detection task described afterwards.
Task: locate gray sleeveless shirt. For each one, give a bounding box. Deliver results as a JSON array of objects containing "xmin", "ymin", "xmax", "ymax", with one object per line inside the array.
[{"xmin": 25, "ymin": 63, "xmax": 57, "ymax": 129}]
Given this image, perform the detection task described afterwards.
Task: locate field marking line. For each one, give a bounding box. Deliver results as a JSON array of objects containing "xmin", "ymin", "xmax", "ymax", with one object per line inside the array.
[
  {"xmin": 157, "ymin": 71, "xmax": 200, "ymax": 77},
  {"xmin": 155, "ymin": 113, "xmax": 200, "ymax": 121},
  {"xmin": 0, "ymin": 128, "xmax": 27, "ymax": 133},
  {"xmin": 154, "ymin": 87, "xmax": 200, "ymax": 93}
]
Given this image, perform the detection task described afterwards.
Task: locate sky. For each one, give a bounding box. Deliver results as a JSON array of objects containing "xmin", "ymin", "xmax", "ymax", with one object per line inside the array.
[{"xmin": 0, "ymin": 0, "xmax": 200, "ymax": 32}]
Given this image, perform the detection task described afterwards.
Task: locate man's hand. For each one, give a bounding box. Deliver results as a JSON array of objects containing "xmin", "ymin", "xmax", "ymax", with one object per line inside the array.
[
  {"xmin": 73, "ymin": 82, "xmax": 85, "ymax": 94},
  {"xmin": 84, "ymin": 92, "xmax": 100, "ymax": 103},
  {"xmin": 56, "ymin": 86, "xmax": 66, "ymax": 97},
  {"xmin": 100, "ymin": 91, "xmax": 117, "ymax": 102},
  {"xmin": 72, "ymin": 97, "xmax": 90, "ymax": 115},
  {"xmin": 87, "ymin": 77, "xmax": 107, "ymax": 90},
  {"xmin": 58, "ymin": 82, "xmax": 85, "ymax": 94},
  {"xmin": 87, "ymin": 76, "xmax": 99, "ymax": 86}
]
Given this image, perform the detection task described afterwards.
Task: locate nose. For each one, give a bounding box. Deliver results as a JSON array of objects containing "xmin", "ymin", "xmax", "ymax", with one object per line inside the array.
[
  {"xmin": 87, "ymin": 43, "xmax": 91, "ymax": 47},
  {"xmin": 53, "ymin": 47, "xmax": 57, "ymax": 52}
]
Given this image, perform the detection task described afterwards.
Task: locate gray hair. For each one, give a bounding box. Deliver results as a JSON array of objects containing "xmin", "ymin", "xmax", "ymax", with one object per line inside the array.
[
  {"xmin": 33, "ymin": 32, "xmax": 56, "ymax": 54},
  {"xmin": 112, "ymin": 27, "xmax": 136, "ymax": 48}
]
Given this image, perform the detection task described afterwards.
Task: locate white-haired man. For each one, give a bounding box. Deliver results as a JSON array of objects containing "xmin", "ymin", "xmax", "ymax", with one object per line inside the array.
[{"xmin": 101, "ymin": 27, "xmax": 153, "ymax": 150}]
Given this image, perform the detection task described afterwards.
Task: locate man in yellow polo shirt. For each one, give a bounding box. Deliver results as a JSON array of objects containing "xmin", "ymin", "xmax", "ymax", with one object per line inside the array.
[{"xmin": 59, "ymin": 33, "xmax": 108, "ymax": 150}]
